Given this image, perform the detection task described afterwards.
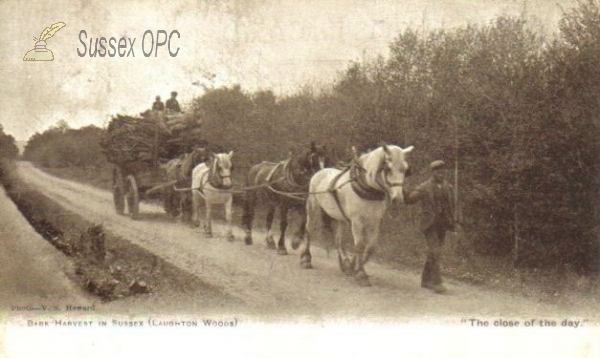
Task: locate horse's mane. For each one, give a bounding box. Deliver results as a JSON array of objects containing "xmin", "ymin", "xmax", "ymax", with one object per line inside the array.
[
  {"xmin": 182, "ymin": 149, "xmax": 207, "ymax": 179},
  {"xmin": 358, "ymin": 145, "xmax": 412, "ymax": 174}
]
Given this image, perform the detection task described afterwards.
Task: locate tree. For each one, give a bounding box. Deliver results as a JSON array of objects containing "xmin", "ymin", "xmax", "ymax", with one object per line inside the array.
[{"xmin": 0, "ymin": 125, "xmax": 18, "ymax": 160}]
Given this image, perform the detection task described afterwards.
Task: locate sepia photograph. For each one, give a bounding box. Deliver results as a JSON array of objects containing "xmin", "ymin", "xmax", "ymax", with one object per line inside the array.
[{"xmin": 0, "ymin": 0, "xmax": 599, "ymax": 356}]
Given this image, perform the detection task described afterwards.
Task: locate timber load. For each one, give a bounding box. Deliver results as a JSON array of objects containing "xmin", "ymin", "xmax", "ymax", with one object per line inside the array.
[{"xmin": 100, "ymin": 112, "xmax": 204, "ymax": 165}]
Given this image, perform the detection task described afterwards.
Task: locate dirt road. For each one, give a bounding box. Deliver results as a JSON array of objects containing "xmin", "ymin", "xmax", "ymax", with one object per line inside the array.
[{"xmin": 12, "ymin": 162, "xmax": 598, "ymax": 323}]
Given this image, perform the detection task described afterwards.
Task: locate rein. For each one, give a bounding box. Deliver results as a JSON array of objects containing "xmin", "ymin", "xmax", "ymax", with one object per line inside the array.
[{"xmin": 173, "ymin": 176, "xmax": 286, "ymax": 193}]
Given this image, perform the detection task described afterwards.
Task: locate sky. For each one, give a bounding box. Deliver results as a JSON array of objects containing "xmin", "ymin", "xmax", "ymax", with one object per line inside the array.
[{"xmin": 0, "ymin": 0, "xmax": 577, "ymax": 141}]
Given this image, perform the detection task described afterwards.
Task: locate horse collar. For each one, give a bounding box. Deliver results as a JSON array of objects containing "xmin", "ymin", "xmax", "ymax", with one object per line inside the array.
[
  {"xmin": 350, "ymin": 163, "xmax": 386, "ymax": 201},
  {"xmin": 283, "ymin": 160, "xmax": 307, "ymax": 189}
]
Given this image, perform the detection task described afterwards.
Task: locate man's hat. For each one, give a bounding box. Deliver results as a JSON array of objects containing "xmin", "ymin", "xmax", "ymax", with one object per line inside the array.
[
  {"xmin": 155, "ymin": 95, "xmax": 161, "ymax": 100},
  {"xmin": 430, "ymin": 160, "xmax": 446, "ymax": 171},
  {"xmin": 171, "ymin": 91, "xmax": 177, "ymax": 96}
]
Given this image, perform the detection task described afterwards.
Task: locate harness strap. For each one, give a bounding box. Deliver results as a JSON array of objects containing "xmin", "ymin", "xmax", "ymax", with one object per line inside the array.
[
  {"xmin": 197, "ymin": 170, "xmax": 209, "ymax": 196},
  {"xmin": 283, "ymin": 160, "xmax": 303, "ymax": 188},
  {"xmin": 328, "ymin": 167, "xmax": 351, "ymax": 222},
  {"xmin": 265, "ymin": 161, "xmax": 285, "ymax": 183}
]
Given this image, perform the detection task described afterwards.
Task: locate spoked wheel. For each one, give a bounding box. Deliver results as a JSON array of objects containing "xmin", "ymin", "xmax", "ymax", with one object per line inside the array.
[
  {"xmin": 125, "ymin": 175, "xmax": 139, "ymax": 220},
  {"xmin": 112, "ymin": 167, "xmax": 125, "ymax": 215}
]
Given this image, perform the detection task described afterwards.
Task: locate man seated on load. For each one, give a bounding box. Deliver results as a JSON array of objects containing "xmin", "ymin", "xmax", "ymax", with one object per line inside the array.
[
  {"xmin": 152, "ymin": 95, "xmax": 165, "ymax": 111},
  {"xmin": 151, "ymin": 95, "xmax": 170, "ymax": 134},
  {"xmin": 165, "ymin": 91, "xmax": 182, "ymax": 114}
]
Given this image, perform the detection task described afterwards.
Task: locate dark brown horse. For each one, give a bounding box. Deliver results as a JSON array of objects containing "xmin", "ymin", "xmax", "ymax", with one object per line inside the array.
[
  {"xmin": 163, "ymin": 146, "xmax": 209, "ymax": 220},
  {"xmin": 242, "ymin": 142, "xmax": 332, "ymax": 254}
]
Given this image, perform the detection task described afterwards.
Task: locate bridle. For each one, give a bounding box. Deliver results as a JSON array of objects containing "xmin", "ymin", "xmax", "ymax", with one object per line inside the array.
[
  {"xmin": 306, "ymin": 151, "xmax": 325, "ymax": 172},
  {"xmin": 376, "ymin": 165, "xmax": 407, "ymax": 188},
  {"xmin": 207, "ymin": 156, "xmax": 232, "ymax": 189},
  {"xmin": 282, "ymin": 151, "xmax": 326, "ymax": 188},
  {"xmin": 368, "ymin": 158, "xmax": 409, "ymax": 202}
]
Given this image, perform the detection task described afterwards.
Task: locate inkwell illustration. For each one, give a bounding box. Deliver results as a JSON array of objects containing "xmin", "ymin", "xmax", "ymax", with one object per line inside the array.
[{"xmin": 23, "ymin": 22, "xmax": 66, "ymax": 61}]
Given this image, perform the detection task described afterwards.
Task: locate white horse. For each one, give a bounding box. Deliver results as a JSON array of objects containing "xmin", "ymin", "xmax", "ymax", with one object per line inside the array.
[
  {"xmin": 296, "ymin": 144, "xmax": 413, "ymax": 286},
  {"xmin": 191, "ymin": 151, "xmax": 235, "ymax": 241}
]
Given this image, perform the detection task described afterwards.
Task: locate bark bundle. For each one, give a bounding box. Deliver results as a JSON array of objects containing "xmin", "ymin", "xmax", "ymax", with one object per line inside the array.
[{"xmin": 101, "ymin": 113, "xmax": 203, "ymax": 165}]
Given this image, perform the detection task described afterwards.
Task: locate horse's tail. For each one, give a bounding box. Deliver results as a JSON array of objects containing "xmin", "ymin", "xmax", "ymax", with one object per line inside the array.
[
  {"xmin": 320, "ymin": 207, "xmax": 335, "ymax": 256},
  {"xmin": 303, "ymin": 188, "xmax": 335, "ymax": 255},
  {"xmin": 318, "ymin": 205, "xmax": 333, "ymax": 236}
]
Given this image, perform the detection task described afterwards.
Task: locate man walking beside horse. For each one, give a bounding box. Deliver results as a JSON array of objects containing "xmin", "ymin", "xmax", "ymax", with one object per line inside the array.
[{"xmin": 404, "ymin": 160, "xmax": 456, "ymax": 294}]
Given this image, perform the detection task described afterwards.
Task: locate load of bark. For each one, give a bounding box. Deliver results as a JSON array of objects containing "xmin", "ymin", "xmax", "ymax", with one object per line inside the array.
[{"xmin": 101, "ymin": 112, "xmax": 204, "ymax": 165}]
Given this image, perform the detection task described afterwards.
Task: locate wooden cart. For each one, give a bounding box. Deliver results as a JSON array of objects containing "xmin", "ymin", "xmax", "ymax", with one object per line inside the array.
[{"xmin": 111, "ymin": 111, "xmax": 184, "ymax": 220}]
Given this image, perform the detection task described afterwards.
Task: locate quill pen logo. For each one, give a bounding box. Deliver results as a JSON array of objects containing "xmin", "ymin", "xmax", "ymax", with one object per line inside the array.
[{"xmin": 23, "ymin": 22, "xmax": 66, "ymax": 61}]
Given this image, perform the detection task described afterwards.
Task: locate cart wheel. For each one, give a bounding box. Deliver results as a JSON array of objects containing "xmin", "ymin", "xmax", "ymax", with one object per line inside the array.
[
  {"xmin": 125, "ymin": 175, "xmax": 139, "ymax": 220},
  {"xmin": 112, "ymin": 167, "xmax": 125, "ymax": 215}
]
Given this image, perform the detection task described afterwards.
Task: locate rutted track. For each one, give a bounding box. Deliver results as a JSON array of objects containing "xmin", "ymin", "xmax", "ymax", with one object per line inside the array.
[{"xmin": 15, "ymin": 162, "xmax": 595, "ymax": 322}]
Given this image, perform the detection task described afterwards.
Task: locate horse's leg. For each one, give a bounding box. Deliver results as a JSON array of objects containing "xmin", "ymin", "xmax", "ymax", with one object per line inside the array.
[
  {"xmin": 163, "ymin": 190, "xmax": 173, "ymax": 217},
  {"xmin": 361, "ymin": 220, "xmax": 381, "ymax": 266},
  {"xmin": 242, "ymin": 189, "xmax": 256, "ymax": 245},
  {"xmin": 192, "ymin": 190, "xmax": 200, "ymax": 227},
  {"xmin": 225, "ymin": 195, "xmax": 234, "ymax": 242},
  {"xmin": 335, "ymin": 222, "xmax": 354, "ymax": 275},
  {"xmin": 276, "ymin": 205, "xmax": 289, "ymax": 255},
  {"xmin": 265, "ymin": 205, "xmax": 276, "ymax": 250},
  {"xmin": 300, "ymin": 196, "xmax": 318, "ymax": 269},
  {"xmin": 291, "ymin": 205, "xmax": 306, "ymax": 250},
  {"xmin": 204, "ymin": 200, "xmax": 213, "ymax": 238},
  {"xmin": 350, "ymin": 220, "xmax": 370, "ymax": 286},
  {"xmin": 173, "ymin": 191, "xmax": 182, "ymax": 218},
  {"xmin": 181, "ymin": 192, "xmax": 192, "ymax": 223}
]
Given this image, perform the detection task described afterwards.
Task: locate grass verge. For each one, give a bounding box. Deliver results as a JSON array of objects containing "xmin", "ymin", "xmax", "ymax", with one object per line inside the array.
[{"xmin": 1, "ymin": 161, "xmax": 230, "ymax": 305}]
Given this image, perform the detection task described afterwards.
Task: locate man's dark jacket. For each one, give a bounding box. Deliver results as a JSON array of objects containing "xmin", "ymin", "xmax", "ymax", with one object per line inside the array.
[{"xmin": 404, "ymin": 178, "xmax": 455, "ymax": 233}]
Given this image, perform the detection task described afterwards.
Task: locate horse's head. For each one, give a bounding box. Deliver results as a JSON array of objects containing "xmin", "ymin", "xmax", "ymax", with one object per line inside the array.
[
  {"xmin": 361, "ymin": 144, "xmax": 413, "ymax": 203},
  {"xmin": 306, "ymin": 141, "xmax": 332, "ymax": 173},
  {"xmin": 286, "ymin": 141, "xmax": 331, "ymax": 187},
  {"xmin": 209, "ymin": 151, "xmax": 234, "ymax": 189}
]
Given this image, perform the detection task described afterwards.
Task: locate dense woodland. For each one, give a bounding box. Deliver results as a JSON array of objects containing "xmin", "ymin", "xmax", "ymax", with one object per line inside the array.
[
  {"xmin": 0, "ymin": 125, "xmax": 18, "ymax": 160},
  {"xmin": 21, "ymin": 1, "xmax": 600, "ymax": 274}
]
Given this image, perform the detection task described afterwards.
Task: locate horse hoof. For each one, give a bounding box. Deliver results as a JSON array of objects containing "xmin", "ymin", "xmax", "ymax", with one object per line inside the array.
[
  {"xmin": 277, "ymin": 248, "xmax": 288, "ymax": 255},
  {"xmin": 338, "ymin": 256, "xmax": 354, "ymax": 276},
  {"xmin": 227, "ymin": 234, "xmax": 235, "ymax": 242},
  {"xmin": 355, "ymin": 273, "xmax": 371, "ymax": 287},
  {"xmin": 204, "ymin": 232, "xmax": 213, "ymax": 238},
  {"xmin": 300, "ymin": 261, "xmax": 313, "ymax": 269},
  {"xmin": 244, "ymin": 236, "xmax": 253, "ymax": 245},
  {"xmin": 266, "ymin": 236, "xmax": 276, "ymax": 250},
  {"xmin": 192, "ymin": 221, "xmax": 200, "ymax": 228},
  {"xmin": 291, "ymin": 238, "xmax": 302, "ymax": 250}
]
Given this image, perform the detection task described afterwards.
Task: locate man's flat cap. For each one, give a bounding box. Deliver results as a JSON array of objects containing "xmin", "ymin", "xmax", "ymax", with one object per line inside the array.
[{"xmin": 430, "ymin": 160, "xmax": 446, "ymax": 170}]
